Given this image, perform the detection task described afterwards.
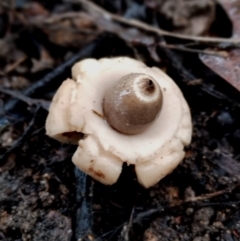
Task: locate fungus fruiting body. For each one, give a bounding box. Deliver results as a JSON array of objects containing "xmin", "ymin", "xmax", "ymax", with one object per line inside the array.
[
  {"xmin": 45, "ymin": 57, "xmax": 192, "ymax": 188},
  {"xmin": 103, "ymin": 73, "xmax": 162, "ymax": 135}
]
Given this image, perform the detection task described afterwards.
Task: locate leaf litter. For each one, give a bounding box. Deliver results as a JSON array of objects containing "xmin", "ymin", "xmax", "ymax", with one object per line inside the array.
[{"xmin": 0, "ymin": 1, "xmax": 240, "ymax": 241}]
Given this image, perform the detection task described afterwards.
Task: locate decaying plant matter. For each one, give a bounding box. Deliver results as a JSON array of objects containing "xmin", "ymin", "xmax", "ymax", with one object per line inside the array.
[{"xmin": 1, "ymin": 0, "xmax": 240, "ymax": 240}]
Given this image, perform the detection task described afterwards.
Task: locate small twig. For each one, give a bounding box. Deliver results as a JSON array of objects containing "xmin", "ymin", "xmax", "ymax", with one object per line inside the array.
[
  {"xmin": 201, "ymin": 83, "xmax": 233, "ymax": 101},
  {"xmin": 100, "ymin": 225, "xmax": 123, "ymax": 240},
  {"xmin": 159, "ymin": 43, "xmax": 229, "ymax": 57},
  {"xmin": 120, "ymin": 207, "xmax": 135, "ymax": 241},
  {"xmin": 75, "ymin": 168, "xmax": 99, "ymax": 241},
  {"xmin": 4, "ymin": 56, "xmax": 27, "ymax": 73},
  {"xmin": 92, "ymin": 109, "xmax": 105, "ymax": 119},
  {"xmin": 173, "ymin": 183, "xmax": 240, "ymax": 207},
  {"xmin": 0, "ymin": 87, "xmax": 50, "ymax": 111},
  {"xmin": 66, "ymin": 0, "xmax": 240, "ymax": 45},
  {"xmin": 198, "ymin": 200, "xmax": 240, "ymax": 208}
]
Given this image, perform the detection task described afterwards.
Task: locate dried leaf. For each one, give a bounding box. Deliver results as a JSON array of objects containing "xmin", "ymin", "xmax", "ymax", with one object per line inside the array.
[
  {"xmin": 200, "ymin": 0, "xmax": 240, "ymax": 92},
  {"xmin": 200, "ymin": 49, "xmax": 240, "ymax": 91},
  {"xmin": 31, "ymin": 47, "xmax": 54, "ymax": 73},
  {"xmin": 44, "ymin": 12, "xmax": 99, "ymax": 47},
  {"xmin": 145, "ymin": 0, "xmax": 215, "ymax": 36}
]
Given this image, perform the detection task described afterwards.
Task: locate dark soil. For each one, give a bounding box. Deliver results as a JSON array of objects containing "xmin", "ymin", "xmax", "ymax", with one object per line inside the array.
[{"xmin": 1, "ymin": 1, "xmax": 240, "ymax": 241}]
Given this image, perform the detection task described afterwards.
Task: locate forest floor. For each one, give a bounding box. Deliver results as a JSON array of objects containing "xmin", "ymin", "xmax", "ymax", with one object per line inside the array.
[{"xmin": 1, "ymin": 0, "xmax": 240, "ymax": 241}]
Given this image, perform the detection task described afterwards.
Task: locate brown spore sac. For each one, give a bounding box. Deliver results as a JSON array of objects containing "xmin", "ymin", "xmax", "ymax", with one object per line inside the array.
[{"xmin": 103, "ymin": 73, "xmax": 162, "ymax": 135}]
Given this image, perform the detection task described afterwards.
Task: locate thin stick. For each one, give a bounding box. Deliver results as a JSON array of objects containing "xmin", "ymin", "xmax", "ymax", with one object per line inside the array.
[
  {"xmin": 159, "ymin": 43, "xmax": 229, "ymax": 57},
  {"xmin": 120, "ymin": 207, "xmax": 135, "ymax": 241},
  {"xmin": 173, "ymin": 183, "xmax": 239, "ymax": 206},
  {"xmin": 92, "ymin": 109, "xmax": 105, "ymax": 119},
  {"xmin": 0, "ymin": 87, "xmax": 50, "ymax": 110},
  {"xmin": 66, "ymin": 0, "xmax": 240, "ymax": 45},
  {"xmin": 132, "ymin": 183, "xmax": 240, "ymax": 225},
  {"xmin": 75, "ymin": 168, "xmax": 99, "ymax": 241},
  {"xmin": 5, "ymin": 56, "xmax": 27, "ymax": 73}
]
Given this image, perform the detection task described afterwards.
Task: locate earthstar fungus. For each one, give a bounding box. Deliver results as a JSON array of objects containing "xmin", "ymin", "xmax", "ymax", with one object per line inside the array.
[{"xmin": 45, "ymin": 57, "xmax": 192, "ymax": 188}]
